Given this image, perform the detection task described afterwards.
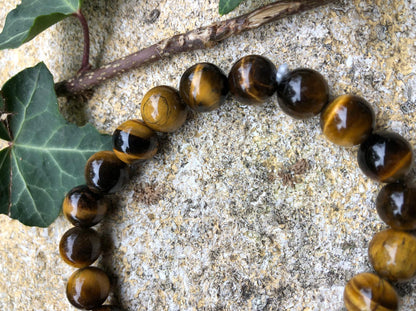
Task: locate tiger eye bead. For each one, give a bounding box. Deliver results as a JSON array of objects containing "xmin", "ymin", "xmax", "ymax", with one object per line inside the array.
[
  {"xmin": 376, "ymin": 182, "xmax": 416, "ymax": 230},
  {"xmin": 63, "ymin": 185, "xmax": 110, "ymax": 227},
  {"xmin": 85, "ymin": 151, "xmax": 129, "ymax": 193},
  {"xmin": 66, "ymin": 267, "xmax": 110, "ymax": 309},
  {"xmin": 369, "ymin": 228, "xmax": 416, "ymax": 282},
  {"xmin": 112, "ymin": 119, "xmax": 158, "ymax": 164},
  {"xmin": 59, "ymin": 227, "xmax": 101, "ymax": 268},
  {"xmin": 277, "ymin": 68, "xmax": 329, "ymax": 119},
  {"xmin": 141, "ymin": 85, "xmax": 187, "ymax": 132},
  {"xmin": 357, "ymin": 132, "xmax": 414, "ymax": 183},
  {"xmin": 179, "ymin": 62, "xmax": 228, "ymax": 112},
  {"xmin": 344, "ymin": 272, "xmax": 398, "ymax": 311},
  {"xmin": 228, "ymin": 55, "xmax": 277, "ymax": 105},
  {"xmin": 320, "ymin": 95, "xmax": 375, "ymax": 146}
]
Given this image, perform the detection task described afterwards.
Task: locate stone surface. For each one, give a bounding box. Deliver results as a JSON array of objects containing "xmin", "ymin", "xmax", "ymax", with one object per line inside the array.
[{"xmin": 0, "ymin": 0, "xmax": 416, "ymax": 310}]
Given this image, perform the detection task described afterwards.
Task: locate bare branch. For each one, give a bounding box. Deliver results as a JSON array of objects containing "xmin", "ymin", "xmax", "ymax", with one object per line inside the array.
[{"xmin": 55, "ymin": 0, "xmax": 336, "ymax": 97}]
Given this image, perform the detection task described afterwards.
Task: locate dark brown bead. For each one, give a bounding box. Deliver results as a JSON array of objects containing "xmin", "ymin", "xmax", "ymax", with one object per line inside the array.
[
  {"xmin": 369, "ymin": 228, "xmax": 416, "ymax": 282},
  {"xmin": 357, "ymin": 132, "xmax": 414, "ymax": 183},
  {"xmin": 228, "ymin": 55, "xmax": 277, "ymax": 105},
  {"xmin": 66, "ymin": 267, "xmax": 110, "ymax": 310},
  {"xmin": 59, "ymin": 227, "xmax": 101, "ymax": 268},
  {"xmin": 179, "ymin": 62, "xmax": 228, "ymax": 112},
  {"xmin": 85, "ymin": 151, "xmax": 129, "ymax": 193},
  {"xmin": 277, "ymin": 68, "xmax": 329, "ymax": 119},
  {"xmin": 62, "ymin": 185, "xmax": 110, "ymax": 227},
  {"xmin": 344, "ymin": 272, "xmax": 398, "ymax": 311},
  {"xmin": 141, "ymin": 85, "xmax": 187, "ymax": 132},
  {"xmin": 112, "ymin": 119, "xmax": 158, "ymax": 164},
  {"xmin": 320, "ymin": 94, "xmax": 375, "ymax": 146}
]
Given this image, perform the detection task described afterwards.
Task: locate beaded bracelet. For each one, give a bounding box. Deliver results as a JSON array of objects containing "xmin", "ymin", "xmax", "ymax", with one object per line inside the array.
[{"xmin": 58, "ymin": 55, "xmax": 415, "ymax": 310}]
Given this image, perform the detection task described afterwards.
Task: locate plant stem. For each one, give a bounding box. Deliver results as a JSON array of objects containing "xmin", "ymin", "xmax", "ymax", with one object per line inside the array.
[
  {"xmin": 56, "ymin": 0, "xmax": 337, "ymax": 97},
  {"xmin": 73, "ymin": 9, "xmax": 91, "ymax": 73}
]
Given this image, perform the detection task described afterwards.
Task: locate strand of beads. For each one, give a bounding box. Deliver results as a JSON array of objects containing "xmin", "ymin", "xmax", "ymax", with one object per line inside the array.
[{"xmin": 59, "ymin": 54, "xmax": 414, "ymax": 310}]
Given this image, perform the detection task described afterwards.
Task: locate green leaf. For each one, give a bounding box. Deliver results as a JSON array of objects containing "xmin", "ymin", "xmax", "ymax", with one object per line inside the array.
[
  {"xmin": 219, "ymin": 0, "xmax": 245, "ymax": 15},
  {"xmin": 0, "ymin": 63, "xmax": 112, "ymax": 227},
  {"xmin": 0, "ymin": 94, "xmax": 11, "ymax": 141},
  {"xmin": 0, "ymin": 0, "xmax": 82, "ymax": 50}
]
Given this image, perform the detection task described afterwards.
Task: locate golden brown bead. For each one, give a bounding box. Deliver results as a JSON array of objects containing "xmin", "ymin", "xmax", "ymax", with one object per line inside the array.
[
  {"xmin": 59, "ymin": 227, "xmax": 101, "ymax": 268},
  {"xmin": 112, "ymin": 119, "xmax": 158, "ymax": 164},
  {"xmin": 376, "ymin": 182, "xmax": 416, "ymax": 230},
  {"xmin": 320, "ymin": 95, "xmax": 375, "ymax": 146},
  {"xmin": 344, "ymin": 272, "xmax": 398, "ymax": 311},
  {"xmin": 85, "ymin": 151, "xmax": 129, "ymax": 193},
  {"xmin": 179, "ymin": 62, "xmax": 228, "ymax": 112},
  {"xmin": 277, "ymin": 68, "xmax": 329, "ymax": 119},
  {"xmin": 91, "ymin": 306, "xmax": 125, "ymax": 311},
  {"xmin": 66, "ymin": 267, "xmax": 110, "ymax": 309},
  {"xmin": 62, "ymin": 185, "xmax": 110, "ymax": 227},
  {"xmin": 228, "ymin": 55, "xmax": 277, "ymax": 105},
  {"xmin": 369, "ymin": 228, "xmax": 416, "ymax": 282},
  {"xmin": 141, "ymin": 85, "xmax": 187, "ymax": 132},
  {"xmin": 357, "ymin": 132, "xmax": 414, "ymax": 183}
]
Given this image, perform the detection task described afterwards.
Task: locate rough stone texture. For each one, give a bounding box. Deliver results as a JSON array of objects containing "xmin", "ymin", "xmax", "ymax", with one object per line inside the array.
[{"xmin": 0, "ymin": 0, "xmax": 416, "ymax": 310}]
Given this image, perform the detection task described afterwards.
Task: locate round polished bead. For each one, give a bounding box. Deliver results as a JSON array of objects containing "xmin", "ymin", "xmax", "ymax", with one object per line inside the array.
[
  {"xmin": 344, "ymin": 272, "xmax": 398, "ymax": 311},
  {"xmin": 376, "ymin": 182, "xmax": 416, "ymax": 230},
  {"xmin": 59, "ymin": 227, "xmax": 101, "ymax": 268},
  {"xmin": 277, "ymin": 68, "xmax": 329, "ymax": 119},
  {"xmin": 369, "ymin": 228, "xmax": 416, "ymax": 282},
  {"xmin": 228, "ymin": 55, "xmax": 277, "ymax": 105},
  {"xmin": 357, "ymin": 132, "xmax": 414, "ymax": 183},
  {"xmin": 179, "ymin": 62, "xmax": 228, "ymax": 112},
  {"xmin": 141, "ymin": 85, "xmax": 187, "ymax": 132},
  {"xmin": 112, "ymin": 119, "xmax": 158, "ymax": 164},
  {"xmin": 66, "ymin": 267, "xmax": 110, "ymax": 310},
  {"xmin": 85, "ymin": 151, "xmax": 129, "ymax": 193},
  {"xmin": 320, "ymin": 94, "xmax": 375, "ymax": 146},
  {"xmin": 63, "ymin": 185, "xmax": 110, "ymax": 227}
]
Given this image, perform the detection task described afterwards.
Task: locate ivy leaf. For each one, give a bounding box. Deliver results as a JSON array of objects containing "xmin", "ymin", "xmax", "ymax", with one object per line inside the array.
[
  {"xmin": 0, "ymin": 63, "xmax": 112, "ymax": 227},
  {"xmin": 219, "ymin": 0, "xmax": 245, "ymax": 15},
  {"xmin": 0, "ymin": 0, "xmax": 83, "ymax": 50}
]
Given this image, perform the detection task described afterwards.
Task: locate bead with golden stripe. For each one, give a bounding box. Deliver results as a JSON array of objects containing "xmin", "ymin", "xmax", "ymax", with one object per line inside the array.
[
  {"xmin": 141, "ymin": 85, "xmax": 187, "ymax": 132},
  {"xmin": 62, "ymin": 185, "xmax": 110, "ymax": 227},
  {"xmin": 344, "ymin": 272, "xmax": 398, "ymax": 311},
  {"xmin": 179, "ymin": 62, "xmax": 228, "ymax": 112},
  {"xmin": 320, "ymin": 94, "xmax": 375, "ymax": 146},
  {"xmin": 228, "ymin": 55, "xmax": 277, "ymax": 105},
  {"xmin": 66, "ymin": 267, "xmax": 110, "ymax": 309},
  {"xmin": 357, "ymin": 131, "xmax": 414, "ymax": 183},
  {"xmin": 369, "ymin": 228, "xmax": 416, "ymax": 282},
  {"xmin": 113, "ymin": 119, "xmax": 158, "ymax": 164},
  {"xmin": 59, "ymin": 227, "xmax": 102, "ymax": 268},
  {"xmin": 277, "ymin": 68, "xmax": 328, "ymax": 119}
]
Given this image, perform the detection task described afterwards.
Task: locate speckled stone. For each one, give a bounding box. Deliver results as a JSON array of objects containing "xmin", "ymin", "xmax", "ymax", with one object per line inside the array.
[{"xmin": 1, "ymin": 0, "xmax": 416, "ymax": 310}]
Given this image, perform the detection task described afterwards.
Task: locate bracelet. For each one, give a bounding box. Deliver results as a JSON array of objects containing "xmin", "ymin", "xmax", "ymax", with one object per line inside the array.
[{"xmin": 59, "ymin": 55, "xmax": 414, "ymax": 310}]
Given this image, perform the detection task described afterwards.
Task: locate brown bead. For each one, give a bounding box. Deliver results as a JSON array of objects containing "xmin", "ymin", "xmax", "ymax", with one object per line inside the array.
[
  {"xmin": 141, "ymin": 85, "xmax": 187, "ymax": 132},
  {"xmin": 112, "ymin": 119, "xmax": 158, "ymax": 164},
  {"xmin": 66, "ymin": 267, "xmax": 110, "ymax": 310},
  {"xmin": 59, "ymin": 227, "xmax": 101, "ymax": 268},
  {"xmin": 85, "ymin": 151, "xmax": 129, "ymax": 193},
  {"xmin": 357, "ymin": 132, "xmax": 414, "ymax": 183},
  {"xmin": 62, "ymin": 185, "xmax": 110, "ymax": 227},
  {"xmin": 179, "ymin": 62, "xmax": 228, "ymax": 112},
  {"xmin": 369, "ymin": 228, "xmax": 416, "ymax": 282},
  {"xmin": 277, "ymin": 68, "xmax": 329, "ymax": 119},
  {"xmin": 320, "ymin": 95, "xmax": 375, "ymax": 146},
  {"xmin": 376, "ymin": 182, "xmax": 416, "ymax": 230},
  {"xmin": 228, "ymin": 55, "xmax": 277, "ymax": 105},
  {"xmin": 344, "ymin": 272, "xmax": 398, "ymax": 311}
]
